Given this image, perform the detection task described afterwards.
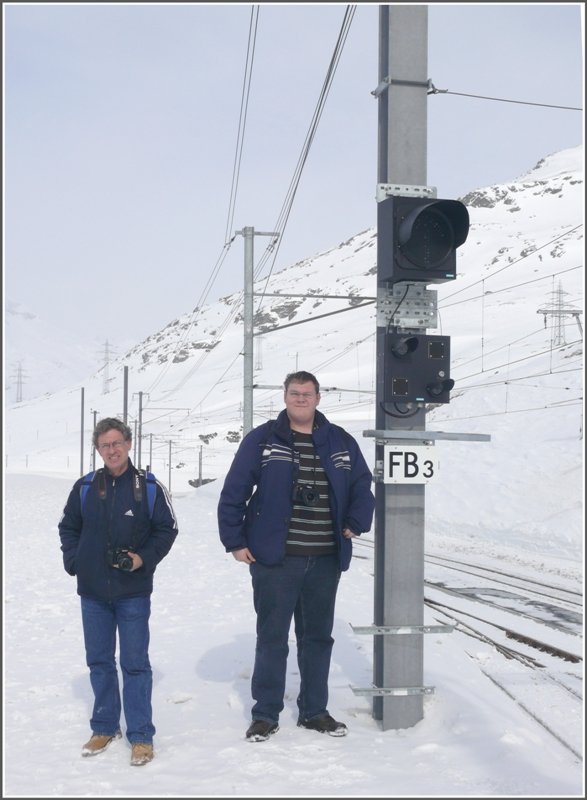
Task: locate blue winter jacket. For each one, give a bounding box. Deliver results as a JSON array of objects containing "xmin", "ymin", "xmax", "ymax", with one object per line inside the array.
[
  {"xmin": 58, "ymin": 460, "xmax": 178, "ymax": 600},
  {"xmin": 217, "ymin": 409, "xmax": 375, "ymax": 571}
]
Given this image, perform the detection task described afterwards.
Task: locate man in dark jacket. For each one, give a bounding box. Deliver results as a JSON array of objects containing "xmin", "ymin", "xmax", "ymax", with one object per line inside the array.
[
  {"xmin": 218, "ymin": 371, "xmax": 375, "ymax": 742},
  {"xmin": 58, "ymin": 417, "xmax": 178, "ymax": 766}
]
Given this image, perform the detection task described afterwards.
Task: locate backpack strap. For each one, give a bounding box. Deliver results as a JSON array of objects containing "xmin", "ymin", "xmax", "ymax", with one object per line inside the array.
[
  {"xmin": 79, "ymin": 471, "xmax": 94, "ymax": 510},
  {"xmin": 136, "ymin": 468, "xmax": 157, "ymax": 518},
  {"xmin": 80, "ymin": 468, "xmax": 155, "ymax": 517},
  {"xmin": 79, "ymin": 468, "xmax": 106, "ymax": 510}
]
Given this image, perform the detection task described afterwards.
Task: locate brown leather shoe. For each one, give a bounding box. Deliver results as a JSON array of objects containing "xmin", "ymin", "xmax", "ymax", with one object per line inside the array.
[
  {"xmin": 81, "ymin": 731, "xmax": 121, "ymax": 757},
  {"xmin": 130, "ymin": 742, "xmax": 154, "ymax": 766}
]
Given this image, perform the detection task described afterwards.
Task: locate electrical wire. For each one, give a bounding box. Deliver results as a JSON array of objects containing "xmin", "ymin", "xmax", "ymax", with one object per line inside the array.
[
  {"xmin": 252, "ymin": 6, "xmax": 357, "ymax": 299},
  {"xmin": 129, "ymin": 12, "xmax": 582, "ymax": 444},
  {"xmin": 441, "ymin": 264, "xmax": 583, "ymax": 310},
  {"xmin": 440, "ymin": 226, "xmax": 582, "ymax": 304},
  {"xmin": 224, "ymin": 6, "xmax": 260, "ymax": 243},
  {"xmin": 145, "ymin": 5, "xmax": 359, "ymax": 422},
  {"xmin": 379, "ymin": 401, "xmax": 422, "ymax": 419},
  {"xmin": 428, "ymin": 84, "xmax": 582, "ymax": 112},
  {"xmin": 256, "ymin": 299, "xmax": 375, "ymax": 335},
  {"xmin": 142, "ymin": 7, "xmax": 260, "ymax": 398},
  {"xmin": 429, "ymin": 399, "xmax": 583, "ymax": 425}
]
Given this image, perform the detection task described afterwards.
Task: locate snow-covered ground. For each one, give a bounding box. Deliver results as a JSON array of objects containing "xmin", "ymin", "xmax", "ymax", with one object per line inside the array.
[{"xmin": 3, "ymin": 471, "xmax": 583, "ymax": 797}]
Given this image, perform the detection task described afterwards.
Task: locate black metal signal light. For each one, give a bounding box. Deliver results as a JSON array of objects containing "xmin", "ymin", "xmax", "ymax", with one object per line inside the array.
[
  {"xmin": 384, "ymin": 333, "xmax": 454, "ymax": 404},
  {"xmin": 378, "ymin": 195, "xmax": 470, "ymax": 284}
]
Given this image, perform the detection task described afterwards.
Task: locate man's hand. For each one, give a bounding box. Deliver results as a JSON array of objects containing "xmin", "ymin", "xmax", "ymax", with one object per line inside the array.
[
  {"xmin": 128, "ymin": 552, "xmax": 144, "ymax": 570},
  {"xmin": 342, "ymin": 528, "xmax": 357, "ymax": 539},
  {"xmin": 232, "ymin": 547, "xmax": 256, "ymax": 563},
  {"xmin": 112, "ymin": 551, "xmax": 143, "ymax": 571}
]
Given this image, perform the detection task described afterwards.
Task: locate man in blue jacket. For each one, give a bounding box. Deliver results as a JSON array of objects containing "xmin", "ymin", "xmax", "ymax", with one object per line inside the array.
[
  {"xmin": 218, "ymin": 371, "xmax": 375, "ymax": 742},
  {"xmin": 58, "ymin": 417, "xmax": 178, "ymax": 766}
]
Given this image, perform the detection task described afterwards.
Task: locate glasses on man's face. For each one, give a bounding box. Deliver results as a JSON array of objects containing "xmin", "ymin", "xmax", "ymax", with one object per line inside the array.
[
  {"xmin": 97, "ymin": 440, "xmax": 127, "ymax": 452},
  {"xmin": 287, "ymin": 390, "xmax": 316, "ymax": 400}
]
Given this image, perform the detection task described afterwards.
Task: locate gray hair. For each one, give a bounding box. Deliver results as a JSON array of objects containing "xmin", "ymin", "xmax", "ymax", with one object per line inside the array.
[{"xmin": 92, "ymin": 417, "xmax": 132, "ymax": 448}]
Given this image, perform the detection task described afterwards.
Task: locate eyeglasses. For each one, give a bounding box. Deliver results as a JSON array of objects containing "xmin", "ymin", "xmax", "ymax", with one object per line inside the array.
[
  {"xmin": 287, "ymin": 390, "xmax": 316, "ymax": 399},
  {"xmin": 97, "ymin": 440, "xmax": 127, "ymax": 452}
]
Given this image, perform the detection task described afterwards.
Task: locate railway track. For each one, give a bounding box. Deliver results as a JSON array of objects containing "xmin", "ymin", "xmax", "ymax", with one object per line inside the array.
[
  {"xmin": 424, "ymin": 552, "xmax": 582, "ymax": 608},
  {"xmin": 425, "ymin": 597, "xmax": 583, "ymax": 761},
  {"xmin": 352, "ymin": 539, "xmax": 583, "ymax": 760},
  {"xmin": 423, "ymin": 556, "xmax": 583, "ymax": 761}
]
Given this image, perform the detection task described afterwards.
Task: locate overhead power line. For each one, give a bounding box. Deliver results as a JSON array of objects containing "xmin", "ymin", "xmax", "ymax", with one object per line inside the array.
[
  {"xmin": 224, "ymin": 5, "xmax": 260, "ymax": 243},
  {"xmin": 144, "ymin": 7, "xmax": 260, "ymax": 396},
  {"xmin": 140, "ymin": 11, "xmax": 581, "ymax": 442},
  {"xmin": 254, "ymin": 299, "xmax": 375, "ymax": 335},
  {"xmin": 147, "ymin": 5, "xmax": 358, "ymax": 410},
  {"xmin": 428, "ymin": 82, "xmax": 582, "ymax": 111},
  {"xmin": 441, "ymin": 225, "xmax": 583, "ymax": 303},
  {"xmin": 441, "ymin": 264, "xmax": 582, "ymax": 310},
  {"xmin": 253, "ymin": 5, "xmax": 357, "ymax": 296}
]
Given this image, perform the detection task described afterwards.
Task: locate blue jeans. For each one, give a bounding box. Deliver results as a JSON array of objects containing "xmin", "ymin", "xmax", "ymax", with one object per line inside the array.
[
  {"xmin": 80, "ymin": 595, "xmax": 155, "ymax": 744},
  {"xmin": 249, "ymin": 554, "xmax": 341, "ymax": 724}
]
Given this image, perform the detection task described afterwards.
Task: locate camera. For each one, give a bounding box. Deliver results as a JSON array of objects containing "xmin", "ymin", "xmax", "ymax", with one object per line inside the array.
[
  {"xmin": 292, "ymin": 484, "xmax": 320, "ymax": 507},
  {"xmin": 108, "ymin": 548, "xmax": 134, "ymax": 572}
]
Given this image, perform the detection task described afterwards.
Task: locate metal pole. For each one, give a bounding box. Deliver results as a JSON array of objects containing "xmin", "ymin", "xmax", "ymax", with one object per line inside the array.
[
  {"xmin": 243, "ymin": 227, "xmax": 254, "ymax": 436},
  {"xmin": 92, "ymin": 410, "xmax": 98, "ymax": 470},
  {"xmin": 138, "ymin": 391, "xmax": 143, "ymax": 468},
  {"xmin": 199, "ymin": 445, "xmax": 203, "ymax": 483},
  {"xmin": 123, "ymin": 366, "xmax": 129, "ymax": 425},
  {"xmin": 80, "ymin": 387, "xmax": 85, "ymax": 476},
  {"xmin": 237, "ymin": 227, "xmax": 279, "ymax": 436},
  {"xmin": 168, "ymin": 440, "xmax": 172, "ymax": 495},
  {"xmin": 374, "ymin": 4, "xmax": 428, "ymax": 730},
  {"xmin": 149, "ymin": 434, "xmax": 153, "ymax": 471}
]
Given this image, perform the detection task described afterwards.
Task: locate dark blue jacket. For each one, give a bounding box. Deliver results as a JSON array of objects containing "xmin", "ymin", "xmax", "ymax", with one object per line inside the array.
[
  {"xmin": 58, "ymin": 460, "xmax": 178, "ymax": 600},
  {"xmin": 217, "ymin": 409, "xmax": 375, "ymax": 571}
]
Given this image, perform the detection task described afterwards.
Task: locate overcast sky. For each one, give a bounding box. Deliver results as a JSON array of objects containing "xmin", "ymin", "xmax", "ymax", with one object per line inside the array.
[{"xmin": 4, "ymin": 2, "xmax": 583, "ymax": 348}]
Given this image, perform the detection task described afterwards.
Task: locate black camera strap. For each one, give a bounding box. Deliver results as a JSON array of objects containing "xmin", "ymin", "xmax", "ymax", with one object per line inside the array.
[
  {"xmin": 126, "ymin": 468, "xmax": 149, "ymax": 551},
  {"xmin": 132, "ymin": 468, "xmax": 144, "ymax": 503},
  {"xmin": 95, "ymin": 467, "xmax": 143, "ymax": 505},
  {"xmin": 96, "ymin": 468, "xmax": 107, "ymax": 500}
]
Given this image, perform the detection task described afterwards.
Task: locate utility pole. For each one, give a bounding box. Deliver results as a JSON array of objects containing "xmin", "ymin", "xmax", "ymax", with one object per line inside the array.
[
  {"xmin": 236, "ymin": 226, "xmax": 279, "ymax": 436},
  {"xmin": 373, "ymin": 4, "xmax": 429, "ymax": 731},
  {"xmin": 90, "ymin": 409, "xmax": 99, "ymax": 470},
  {"xmin": 352, "ymin": 6, "xmax": 487, "ymax": 732},
  {"xmin": 12, "ymin": 361, "xmax": 27, "ymax": 403},
  {"xmin": 123, "ymin": 366, "xmax": 129, "ymax": 425},
  {"xmin": 102, "ymin": 340, "xmax": 111, "ymax": 394},
  {"xmin": 138, "ymin": 392, "xmax": 143, "ymax": 468},
  {"xmin": 80, "ymin": 387, "xmax": 85, "ymax": 477},
  {"xmin": 255, "ymin": 335, "xmax": 263, "ymax": 370},
  {"xmin": 537, "ymin": 281, "xmax": 583, "ymax": 345},
  {"xmin": 132, "ymin": 391, "xmax": 149, "ymax": 468}
]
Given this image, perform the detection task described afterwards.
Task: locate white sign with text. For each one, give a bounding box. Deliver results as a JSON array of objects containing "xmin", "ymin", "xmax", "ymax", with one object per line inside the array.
[{"xmin": 383, "ymin": 445, "xmax": 438, "ymax": 484}]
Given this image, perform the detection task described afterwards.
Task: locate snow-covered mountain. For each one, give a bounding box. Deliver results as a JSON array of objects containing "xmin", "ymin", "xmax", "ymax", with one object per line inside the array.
[
  {"xmin": 4, "ymin": 145, "xmax": 583, "ymax": 562},
  {"xmin": 4, "ymin": 298, "xmax": 104, "ymax": 401}
]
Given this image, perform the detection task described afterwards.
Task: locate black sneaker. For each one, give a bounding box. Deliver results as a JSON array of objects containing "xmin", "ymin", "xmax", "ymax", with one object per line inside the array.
[
  {"xmin": 298, "ymin": 712, "xmax": 348, "ymax": 737},
  {"xmin": 245, "ymin": 719, "xmax": 279, "ymax": 742}
]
